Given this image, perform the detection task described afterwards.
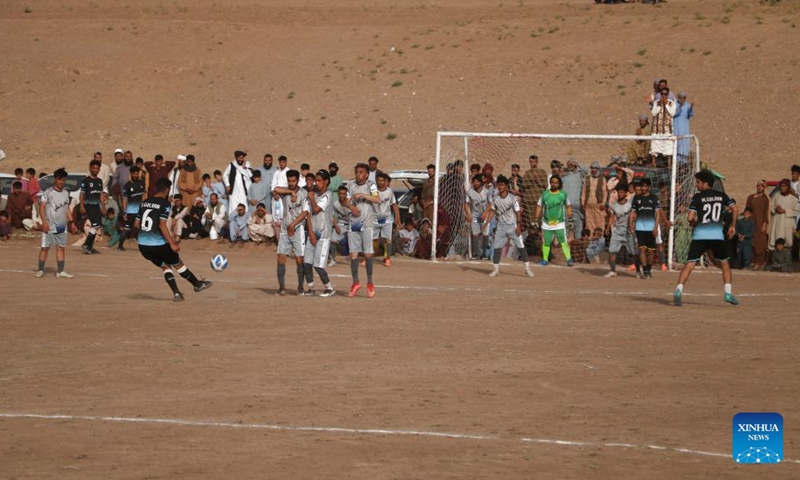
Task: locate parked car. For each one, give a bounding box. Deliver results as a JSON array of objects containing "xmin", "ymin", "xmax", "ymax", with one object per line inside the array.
[
  {"xmin": 387, "ymin": 170, "xmax": 433, "ymax": 224},
  {"xmin": 0, "ymin": 173, "xmax": 16, "ymax": 211}
]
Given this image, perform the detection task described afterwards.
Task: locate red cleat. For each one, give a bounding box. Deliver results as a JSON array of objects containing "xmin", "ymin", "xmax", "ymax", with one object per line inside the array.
[
  {"xmin": 367, "ymin": 283, "xmax": 375, "ymax": 298},
  {"xmin": 384, "ymin": 258, "xmax": 392, "ymax": 267},
  {"xmin": 349, "ymin": 282, "xmax": 362, "ymax": 297}
]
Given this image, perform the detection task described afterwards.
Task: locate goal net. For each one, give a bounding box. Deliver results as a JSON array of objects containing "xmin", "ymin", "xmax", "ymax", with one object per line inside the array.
[{"xmin": 432, "ymin": 132, "xmax": 700, "ymax": 269}]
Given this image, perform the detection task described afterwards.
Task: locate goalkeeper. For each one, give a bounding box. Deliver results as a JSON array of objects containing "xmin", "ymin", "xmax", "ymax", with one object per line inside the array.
[{"xmin": 535, "ymin": 175, "xmax": 575, "ymax": 266}]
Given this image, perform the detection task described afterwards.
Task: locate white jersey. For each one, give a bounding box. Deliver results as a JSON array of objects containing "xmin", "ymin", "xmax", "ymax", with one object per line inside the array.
[
  {"xmin": 491, "ymin": 193, "xmax": 520, "ymax": 226},
  {"xmin": 375, "ymin": 187, "xmax": 396, "ymax": 223},
  {"xmin": 347, "ymin": 180, "xmax": 379, "ymax": 231}
]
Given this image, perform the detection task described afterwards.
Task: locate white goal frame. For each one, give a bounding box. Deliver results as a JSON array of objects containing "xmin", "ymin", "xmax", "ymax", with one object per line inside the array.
[{"xmin": 432, "ymin": 131, "xmax": 701, "ymax": 270}]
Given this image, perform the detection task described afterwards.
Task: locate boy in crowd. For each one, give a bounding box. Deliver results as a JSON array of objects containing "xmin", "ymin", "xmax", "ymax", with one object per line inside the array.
[
  {"xmin": 102, "ymin": 208, "xmax": 120, "ymax": 248},
  {"xmin": 736, "ymin": 207, "xmax": 755, "ymax": 269},
  {"xmin": 399, "ymin": 218, "xmax": 420, "ymax": 255},
  {"xmin": 771, "ymin": 238, "xmax": 793, "ymax": 272}
]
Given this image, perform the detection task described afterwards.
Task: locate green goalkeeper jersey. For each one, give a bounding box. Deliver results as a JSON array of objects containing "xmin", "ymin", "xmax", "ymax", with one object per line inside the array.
[{"xmin": 538, "ymin": 189, "xmax": 570, "ymax": 230}]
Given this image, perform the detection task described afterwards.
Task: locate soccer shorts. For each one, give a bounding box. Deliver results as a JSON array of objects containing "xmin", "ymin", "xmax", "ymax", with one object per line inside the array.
[
  {"xmin": 348, "ymin": 227, "xmax": 374, "ymax": 254},
  {"xmin": 85, "ymin": 204, "xmax": 103, "ymax": 228},
  {"xmin": 471, "ymin": 218, "xmax": 489, "ymax": 236},
  {"xmin": 277, "ymin": 225, "xmax": 305, "ymax": 257},
  {"xmin": 373, "ymin": 218, "xmax": 392, "ymax": 240},
  {"xmin": 492, "ymin": 224, "xmax": 524, "ymax": 250},
  {"xmin": 123, "ymin": 212, "xmax": 138, "ymax": 231},
  {"xmin": 609, "ymin": 231, "xmax": 635, "ymax": 254},
  {"xmin": 304, "ymin": 237, "xmax": 331, "ymax": 268},
  {"xmin": 686, "ymin": 239, "xmax": 729, "ymax": 263},
  {"xmin": 636, "ymin": 231, "xmax": 657, "ymax": 250},
  {"xmin": 42, "ymin": 231, "xmax": 67, "ymax": 248},
  {"xmin": 139, "ymin": 243, "xmax": 180, "ymax": 268},
  {"xmin": 542, "ymin": 227, "xmax": 567, "ymax": 246}
]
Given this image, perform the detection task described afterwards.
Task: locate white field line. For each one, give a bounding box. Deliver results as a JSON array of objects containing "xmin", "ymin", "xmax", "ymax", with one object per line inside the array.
[
  {"xmin": 1, "ymin": 412, "xmax": 797, "ymax": 464},
  {"xmin": 0, "ymin": 268, "xmax": 794, "ymax": 298}
]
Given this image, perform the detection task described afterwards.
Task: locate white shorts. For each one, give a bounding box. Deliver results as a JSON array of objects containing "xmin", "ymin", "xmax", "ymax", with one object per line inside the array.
[
  {"xmin": 277, "ymin": 225, "xmax": 305, "ymax": 257},
  {"xmin": 304, "ymin": 238, "xmax": 331, "ymax": 268},
  {"xmin": 373, "ymin": 218, "xmax": 392, "ymax": 240},
  {"xmin": 492, "ymin": 224, "xmax": 524, "ymax": 250},
  {"xmin": 609, "ymin": 231, "xmax": 635, "ymax": 254},
  {"xmin": 348, "ymin": 228, "xmax": 374, "ymax": 255},
  {"xmin": 42, "ymin": 231, "xmax": 67, "ymax": 249},
  {"xmin": 471, "ymin": 219, "xmax": 489, "ymax": 236}
]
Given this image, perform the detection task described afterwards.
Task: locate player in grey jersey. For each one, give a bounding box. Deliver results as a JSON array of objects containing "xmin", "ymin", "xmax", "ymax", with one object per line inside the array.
[
  {"xmin": 346, "ymin": 163, "xmax": 381, "ymax": 298},
  {"xmin": 604, "ymin": 183, "xmax": 635, "ymax": 278},
  {"xmin": 464, "ymin": 174, "xmax": 490, "ymax": 260},
  {"xmin": 35, "ymin": 168, "xmax": 78, "ymax": 278},
  {"xmin": 273, "ymin": 170, "xmax": 309, "ymax": 295},
  {"xmin": 302, "ymin": 170, "xmax": 336, "ymax": 297},
  {"xmin": 373, "ymin": 173, "xmax": 401, "ymax": 267},
  {"xmin": 484, "ymin": 176, "xmax": 534, "ymax": 278},
  {"xmin": 330, "ymin": 185, "xmax": 351, "ymax": 267}
]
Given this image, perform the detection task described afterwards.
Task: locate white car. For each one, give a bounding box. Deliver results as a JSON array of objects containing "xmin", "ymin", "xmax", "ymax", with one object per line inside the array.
[{"xmin": 0, "ymin": 172, "xmax": 16, "ymax": 211}]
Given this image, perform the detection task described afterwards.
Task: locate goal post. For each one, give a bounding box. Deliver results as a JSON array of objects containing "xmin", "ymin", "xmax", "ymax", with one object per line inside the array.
[{"xmin": 432, "ymin": 131, "xmax": 700, "ymax": 269}]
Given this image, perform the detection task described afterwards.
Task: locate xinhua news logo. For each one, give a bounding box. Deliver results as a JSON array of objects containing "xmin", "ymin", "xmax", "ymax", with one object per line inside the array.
[{"xmin": 732, "ymin": 412, "xmax": 783, "ymax": 464}]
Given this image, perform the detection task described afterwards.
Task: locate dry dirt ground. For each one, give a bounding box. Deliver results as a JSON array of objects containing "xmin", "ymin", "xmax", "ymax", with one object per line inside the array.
[
  {"xmin": 2, "ymin": 0, "xmax": 800, "ymax": 478},
  {"xmin": 1, "ymin": 0, "xmax": 799, "ymax": 200},
  {"xmin": 1, "ymin": 236, "xmax": 799, "ymax": 479}
]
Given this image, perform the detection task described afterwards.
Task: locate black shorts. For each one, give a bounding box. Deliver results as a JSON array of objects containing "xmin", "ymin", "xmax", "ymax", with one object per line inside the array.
[
  {"xmin": 686, "ymin": 240, "xmax": 729, "ymax": 263},
  {"xmin": 139, "ymin": 244, "xmax": 180, "ymax": 268},
  {"xmin": 122, "ymin": 213, "xmax": 137, "ymax": 231},
  {"xmin": 636, "ymin": 231, "xmax": 656, "ymax": 250},
  {"xmin": 85, "ymin": 204, "xmax": 103, "ymax": 228}
]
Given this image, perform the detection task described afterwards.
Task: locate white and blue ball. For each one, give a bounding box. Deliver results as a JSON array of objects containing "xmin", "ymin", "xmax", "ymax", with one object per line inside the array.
[{"xmin": 210, "ymin": 254, "xmax": 228, "ymax": 272}]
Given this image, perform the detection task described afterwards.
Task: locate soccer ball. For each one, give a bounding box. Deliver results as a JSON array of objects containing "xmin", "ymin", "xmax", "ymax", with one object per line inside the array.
[{"xmin": 210, "ymin": 254, "xmax": 228, "ymax": 272}]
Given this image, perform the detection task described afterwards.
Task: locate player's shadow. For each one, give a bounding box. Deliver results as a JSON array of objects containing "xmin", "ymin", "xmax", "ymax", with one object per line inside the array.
[
  {"xmin": 459, "ymin": 264, "xmax": 492, "ymax": 275},
  {"xmin": 627, "ymin": 295, "xmax": 675, "ymax": 306},
  {"xmin": 126, "ymin": 293, "xmax": 171, "ymax": 302}
]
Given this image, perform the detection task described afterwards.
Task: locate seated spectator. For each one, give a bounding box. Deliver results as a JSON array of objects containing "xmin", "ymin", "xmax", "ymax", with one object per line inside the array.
[
  {"xmin": 248, "ymin": 203, "xmax": 275, "ymax": 244},
  {"xmin": 102, "ymin": 208, "xmax": 120, "ymax": 247},
  {"xmin": 0, "ymin": 211, "xmax": 12, "ymax": 240},
  {"xmin": 398, "ymin": 218, "xmax": 420, "ymax": 255},
  {"xmin": 7, "ymin": 181, "xmax": 34, "ymax": 230},
  {"xmin": 184, "ymin": 197, "xmax": 207, "ymax": 239},
  {"xmin": 229, "ymin": 203, "xmax": 250, "ymax": 243},
  {"xmin": 736, "ymin": 207, "xmax": 755, "ymax": 269},
  {"xmin": 415, "ymin": 218, "xmax": 433, "ymax": 259},
  {"xmin": 167, "ymin": 194, "xmax": 189, "ymax": 240},
  {"xmin": 569, "ymin": 229, "xmax": 591, "ymax": 263},
  {"xmin": 203, "ymin": 193, "xmax": 227, "ymax": 241},
  {"xmin": 771, "ymin": 238, "xmax": 793, "ymax": 272},
  {"xmin": 586, "ymin": 227, "xmax": 607, "ymax": 264}
]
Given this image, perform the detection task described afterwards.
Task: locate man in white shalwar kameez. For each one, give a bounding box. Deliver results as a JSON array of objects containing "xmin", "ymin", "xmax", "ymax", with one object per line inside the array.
[
  {"xmin": 223, "ymin": 150, "xmax": 253, "ymax": 218},
  {"xmin": 650, "ymin": 87, "xmax": 677, "ymax": 159},
  {"xmin": 769, "ymin": 179, "xmax": 799, "ymax": 251}
]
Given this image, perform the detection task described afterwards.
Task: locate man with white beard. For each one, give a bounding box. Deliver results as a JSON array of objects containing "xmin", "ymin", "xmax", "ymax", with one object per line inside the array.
[{"xmin": 223, "ymin": 150, "xmax": 253, "ymax": 218}]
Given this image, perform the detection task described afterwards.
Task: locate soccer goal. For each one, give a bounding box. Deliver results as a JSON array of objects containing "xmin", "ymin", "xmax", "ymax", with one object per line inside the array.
[{"xmin": 432, "ymin": 132, "xmax": 700, "ymax": 269}]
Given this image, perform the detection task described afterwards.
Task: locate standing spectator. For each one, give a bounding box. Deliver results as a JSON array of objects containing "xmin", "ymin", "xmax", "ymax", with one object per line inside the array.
[
  {"xmin": 582, "ymin": 161, "xmax": 608, "ymax": 235},
  {"xmin": 95, "ymin": 151, "xmax": 112, "ymax": 193},
  {"xmin": 367, "ymin": 156, "xmax": 380, "ymax": 183},
  {"xmin": 674, "ymin": 92, "xmax": 695, "ymax": 165},
  {"xmin": 111, "ymin": 150, "xmax": 134, "ymax": 206},
  {"xmin": 298, "ymin": 163, "xmax": 311, "ymax": 189},
  {"xmin": 745, "ymin": 180, "xmax": 770, "ymax": 270},
  {"xmin": 144, "ymin": 154, "xmax": 175, "ymax": 198},
  {"xmin": 135, "ymin": 157, "xmax": 149, "ymax": 194},
  {"xmin": 35, "ymin": 168, "xmax": 78, "ymax": 278},
  {"xmin": 421, "ymin": 163, "xmax": 436, "ymax": 223},
  {"xmin": 168, "ymin": 155, "xmax": 185, "ymax": 198},
  {"xmin": 257, "ymin": 154, "xmax": 277, "ymax": 213},
  {"xmin": 25, "ymin": 168, "xmax": 40, "ymax": 197},
  {"xmin": 520, "ymin": 154, "xmax": 548, "ymax": 226},
  {"xmin": 769, "ymin": 179, "xmax": 799, "ymax": 252},
  {"xmin": 271, "ymin": 155, "xmax": 289, "ymax": 192},
  {"xmin": 178, "ymin": 154, "xmax": 203, "ymax": 206},
  {"xmin": 736, "ymin": 207, "xmax": 755, "ymax": 270},
  {"xmin": 626, "ymin": 115, "xmax": 652, "ymax": 165},
  {"xmin": 650, "ymin": 87, "xmax": 678, "ymax": 166},
  {"xmin": 223, "ymin": 150, "xmax": 253, "ymax": 218},
  {"xmin": 508, "ymin": 164, "xmax": 524, "ymax": 197},
  {"xmin": 247, "ymin": 170, "xmax": 270, "ymax": 215},
  {"xmin": 7, "ymin": 181, "xmax": 34, "ymax": 230},
  {"xmin": 562, "ymin": 159, "xmax": 587, "ymax": 239},
  {"xmin": 328, "ymin": 162, "xmax": 343, "ymax": 193},
  {"xmin": 606, "ymin": 159, "xmax": 635, "ymax": 205},
  {"xmin": 13, "ymin": 168, "xmax": 29, "ymax": 192},
  {"xmin": 791, "ymin": 165, "xmax": 800, "ymax": 233}
]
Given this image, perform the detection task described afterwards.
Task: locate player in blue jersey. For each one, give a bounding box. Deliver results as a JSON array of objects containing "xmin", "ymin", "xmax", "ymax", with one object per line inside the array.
[
  {"xmin": 119, "ymin": 165, "xmax": 146, "ymax": 251},
  {"xmin": 135, "ymin": 177, "xmax": 211, "ymax": 302},
  {"xmin": 673, "ymin": 170, "xmax": 738, "ymax": 306}
]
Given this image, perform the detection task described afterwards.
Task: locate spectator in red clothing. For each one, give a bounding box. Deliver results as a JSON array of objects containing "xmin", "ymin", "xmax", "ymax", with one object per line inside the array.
[
  {"xmin": 143, "ymin": 154, "xmax": 176, "ymax": 198},
  {"xmin": 25, "ymin": 168, "xmax": 40, "ymax": 197},
  {"xmin": 7, "ymin": 181, "xmax": 33, "ymax": 229},
  {"xmin": 13, "ymin": 168, "xmax": 29, "ymax": 193}
]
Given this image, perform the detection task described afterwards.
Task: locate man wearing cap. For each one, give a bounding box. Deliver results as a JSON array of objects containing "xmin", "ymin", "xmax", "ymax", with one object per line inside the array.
[
  {"xmin": 521, "ymin": 154, "xmax": 548, "ymax": 226},
  {"xmin": 223, "ymin": 150, "xmax": 253, "ymax": 218},
  {"xmin": 674, "ymin": 92, "xmax": 695, "ymax": 164},
  {"xmin": 169, "ymin": 155, "xmax": 185, "ymax": 198},
  {"xmin": 745, "ymin": 180, "xmax": 770, "ymax": 270},
  {"xmin": 257, "ymin": 154, "xmax": 277, "ymax": 213},
  {"xmin": 582, "ymin": 161, "xmax": 608, "ymax": 234}
]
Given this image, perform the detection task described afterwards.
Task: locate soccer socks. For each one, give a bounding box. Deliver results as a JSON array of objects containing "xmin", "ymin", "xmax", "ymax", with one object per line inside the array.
[
  {"xmin": 164, "ymin": 270, "xmax": 180, "ymax": 294},
  {"xmin": 118, "ymin": 230, "xmax": 128, "ymax": 249},
  {"xmin": 609, "ymin": 261, "xmax": 616, "ymax": 273},
  {"xmin": 561, "ymin": 243, "xmax": 571, "ymax": 261},
  {"xmin": 57, "ymin": 260, "xmax": 64, "ymax": 273},
  {"xmin": 385, "ymin": 241, "xmax": 393, "ymax": 258},
  {"xmin": 492, "ymin": 250, "xmax": 502, "ymax": 265},
  {"xmin": 177, "ymin": 265, "xmax": 202, "ymax": 288},
  {"xmin": 85, "ymin": 232, "xmax": 96, "ymax": 249},
  {"xmin": 304, "ymin": 263, "xmax": 314, "ymax": 284},
  {"xmin": 350, "ymin": 258, "xmax": 360, "ymax": 283},
  {"xmin": 724, "ymin": 283, "xmax": 732, "ymax": 294},
  {"xmin": 38, "ymin": 260, "xmax": 46, "ymax": 271},
  {"xmin": 676, "ymin": 284, "xmax": 684, "ymax": 292},
  {"xmin": 296, "ymin": 263, "xmax": 305, "ymax": 290},
  {"xmin": 519, "ymin": 247, "xmax": 530, "ymax": 263},
  {"xmin": 542, "ymin": 244, "xmax": 551, "ymax": 263},
  {"xmin": 365, "ymin": 257, "xmax": 374, "ymax": 284},
  {"xmin": 277, "ymin": 263, "xmax": 286, "ymax": 288},
  {"xmin": 315, "ymin": 266, "xmax": 330, "ymax": 285}
]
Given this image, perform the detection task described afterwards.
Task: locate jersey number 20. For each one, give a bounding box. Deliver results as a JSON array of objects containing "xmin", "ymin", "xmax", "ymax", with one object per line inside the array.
[{"xmin": 701, "ymin": 203, "xmax": 722, "ymax": 223}]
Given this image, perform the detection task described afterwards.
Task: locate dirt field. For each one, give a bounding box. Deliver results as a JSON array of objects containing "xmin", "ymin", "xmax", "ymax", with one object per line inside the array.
[{"xmin": 1, "ymin": 236, "xmax": 798, "ymax": 478}]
